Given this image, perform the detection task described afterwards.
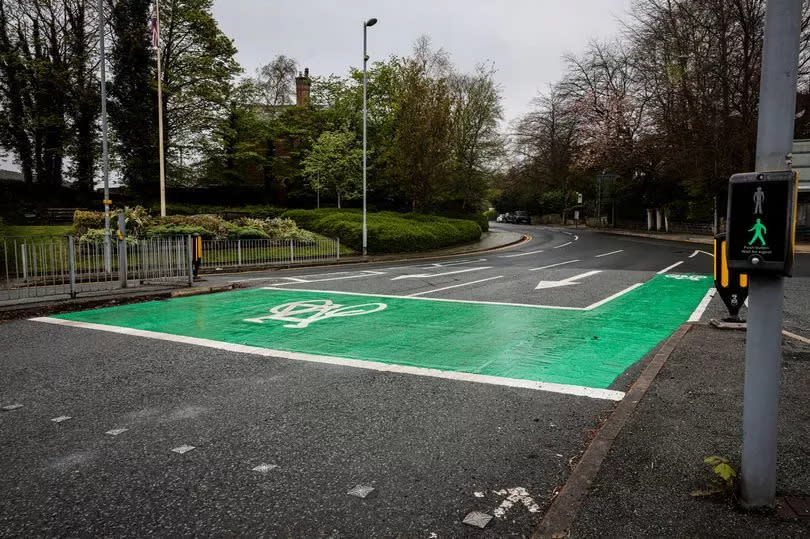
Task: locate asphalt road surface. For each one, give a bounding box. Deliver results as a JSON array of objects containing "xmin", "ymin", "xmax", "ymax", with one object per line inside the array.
[{"xmin": 2, "ymin": 224, "xmax": 808, "ymax": 537}]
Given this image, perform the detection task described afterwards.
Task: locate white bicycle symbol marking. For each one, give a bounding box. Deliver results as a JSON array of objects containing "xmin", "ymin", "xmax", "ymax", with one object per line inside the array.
[{"xmin": 244, "ymin": 299, "xmax": 388, "ymax": 329}]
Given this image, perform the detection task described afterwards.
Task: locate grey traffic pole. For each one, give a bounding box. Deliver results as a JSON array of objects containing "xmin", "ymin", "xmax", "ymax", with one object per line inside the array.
[
  {"xmin": 740, "ymin": 0, "xmax": 802, "ymax": 509},
  {"xmin": 362, "ymin": 17, "xmax": 377, "ymax": 257},
  {"xmin": 98, "ymin": 0, "xmax": 112, "ymax": 274}
]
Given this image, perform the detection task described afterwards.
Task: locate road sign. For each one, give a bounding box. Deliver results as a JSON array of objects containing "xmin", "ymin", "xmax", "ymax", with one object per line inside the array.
[
  {"xmin": 713, "ymin": 233, "xmax": 748, "ymax": 320},
  {"xmin": 726, "ymin": 170, "xmax": 798, "ymax": 275}
]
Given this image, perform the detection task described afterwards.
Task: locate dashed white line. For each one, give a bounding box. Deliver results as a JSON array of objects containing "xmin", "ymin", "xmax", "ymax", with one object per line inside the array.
[
  {"xmin": 51, "ymin": 416, "xmax": 72, "ymax": 423},
  {"xmin": 595, "ymin": 249, "xmax": 624, "ymax": 258},
  {"xmin": 171, "ymin": 445, "xmax": 196, "ymax": 454},
  {"xmin": 252, "ymin": 463, "xmax": 279, "ymax": 473},
  {"xmin": 553, "ymin": 242, "xmax": 572, "ymax": 249},
  {"xmin": 2, "ymin": 404, "xmax": 23, "ymax": 411},
  {"xmin": 391, "ymin": 267, "xmax": 492, "ymax": 280},
  {"xmin": 406, "ymin": 276, "xmax": 504, "ymax": 297},
  {"xmin": 105, "ymin": 428, "xmax": 129, "ymax": 436},
  {"xmin": 30, "ymin": 317, "xmax": 626, "ymax": 400},
  {"xmin": 529, "ymin": 260, "xmax": 580, "ymax": 271},
  {"xmin": 688, "ymin": 287, "xmax": 716, "ymax": 322},
  {"xmin": 657, "ymin": 261, "xmax": 684, "ymax": 274},
  {"xmin": 499, "ymin": 250, "xmax": 544, "ymax": 258}
]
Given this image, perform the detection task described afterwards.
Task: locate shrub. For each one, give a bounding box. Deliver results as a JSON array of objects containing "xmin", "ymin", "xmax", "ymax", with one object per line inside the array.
[
  {"xmin": 282, "ymin": 209, "xmax": 481, "ymax": 253},
  {"xmin": 73, "ymin": 210, "xmax": 105, "ymax": 235},
  {"xmin": 151, "ymin": 203, "xmax": 286, "ymax": 219},
  {"xmin": 437, "ymin": 210, "xmax": 489, "ymax": 232},
  {"xmin": 73, "ymin": 205, "xmax": 152, "ymax": 236},
  {"xmin": 79, "ymin": 228, "xmax": 139, "ymax": 245},
  {"xmin": 483, "ymin": 209, "xmax": 497, "ymax": 221},
  {"xmin": 145, "ymin": 224, "xmax": 214, "ymax": 239}
]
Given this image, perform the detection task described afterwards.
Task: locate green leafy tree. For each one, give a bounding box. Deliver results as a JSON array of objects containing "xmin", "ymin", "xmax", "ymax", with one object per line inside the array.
[
  {"xmin": 108, "ymin": 0, "xmax": 158, "ymax": 193},
  {"xmin": 301, "ymin": 129, "xmax": 362, "ymax": 208},
  {"xmin": 158, "ymin": 0, "xmax": 241, "ymax": 181}
]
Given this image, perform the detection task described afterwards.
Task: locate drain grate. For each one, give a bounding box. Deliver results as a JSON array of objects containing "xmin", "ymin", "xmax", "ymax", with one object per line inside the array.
[{"xmin": 776, "ymin": 496, "xmax": 810, "ymax": 519}]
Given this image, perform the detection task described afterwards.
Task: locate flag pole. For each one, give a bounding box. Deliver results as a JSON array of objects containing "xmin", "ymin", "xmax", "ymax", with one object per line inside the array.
[{"xmin": 155, "ymin": 1, "xmax": 166, "ymax": 217}]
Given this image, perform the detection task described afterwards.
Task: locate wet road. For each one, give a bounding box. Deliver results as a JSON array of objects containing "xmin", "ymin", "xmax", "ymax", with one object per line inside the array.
[{"xmin": 1, "ymin": 224, "xmax": 807, "ymax": 536}]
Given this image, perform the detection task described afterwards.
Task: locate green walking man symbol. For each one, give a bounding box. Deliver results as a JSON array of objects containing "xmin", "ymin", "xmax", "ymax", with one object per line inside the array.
[{"xmin": 747, "ymin": 218, "xmax": 767, "ymax": 246}]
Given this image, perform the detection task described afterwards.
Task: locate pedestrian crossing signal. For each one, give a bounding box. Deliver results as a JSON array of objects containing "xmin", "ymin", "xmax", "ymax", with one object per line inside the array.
[{"xmin": 726, "ymin": 171, "xmax": 798, "ymax": 276}]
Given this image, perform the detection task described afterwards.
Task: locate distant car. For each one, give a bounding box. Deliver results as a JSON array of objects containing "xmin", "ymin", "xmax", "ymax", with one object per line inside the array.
[
  {"xmin": 513, "ymin": 211, "xmax": 531, "ymax": 224},
  {"xmin": 496, "ymin": 213, "xmax": 505, "ymax": 223}
]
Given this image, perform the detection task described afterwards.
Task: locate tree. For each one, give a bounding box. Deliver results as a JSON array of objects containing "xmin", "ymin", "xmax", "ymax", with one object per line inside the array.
[
  {"xmin": 255, "ymin": 54, "xmax": 297, "ymax": 106},
  {"xmin": 392, "ymin": 58, "xmax": 453, "ymax": 210},
  {"xmin": 301, "ymin": 129, "xmax": 362, "ymax": 208},
  {"xmin": 448, "ymin": 63, "xmax": 503, "ymax": 208},
  {"xmin": 108, "ymin": 0, "xmax": 158, "ymax": 193},
  {"xmin": 64, "ymin": 0, "xmax": 100, "ymax": 193},
  {"xmin": 158, "ymin": 0, "xmax": 240, "ymax": 179}
]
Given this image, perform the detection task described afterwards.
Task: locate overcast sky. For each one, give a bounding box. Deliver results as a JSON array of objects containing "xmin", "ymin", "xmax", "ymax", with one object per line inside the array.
[{"xmin": 211, "ymin": 0, "xmax": 634, "ymax": 125}]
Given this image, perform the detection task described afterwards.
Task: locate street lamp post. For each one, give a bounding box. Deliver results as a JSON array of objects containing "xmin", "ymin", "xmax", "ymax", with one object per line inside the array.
[{"xmin": 362, "ymin": 17, "xmax": 377, "ymax": 257}]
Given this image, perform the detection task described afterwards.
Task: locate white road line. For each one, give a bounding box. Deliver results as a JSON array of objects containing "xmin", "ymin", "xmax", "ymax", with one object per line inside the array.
[
  {"xmin": 553, "ymin": 242, "xmax": 572, "ymax": 249},
  {"xmin": 390, "ymin": 267, "xmax": 492, "ymax": 280},
  {"xmin": 529, "ymin": 260, "xmax": 580, "ymax": 271},
  {"xmin": 407, "ymin": 276, "xmax": 504, "ymax": 297},
  {"xmin": 29, "ymin": 317, "xmax": 625, "ymax": 401},
  {"xmin": 595, "ymin": 249, "xmax": 624, "ymax": 258},
  {"xmin": 425, "ymin": 258, "xmax": 487, "ymax": 267},
  {"xmin": 270, "ymin": 271, "xmax": 387, "ymax": 286},
  {"xmin": 584, "ymin": 283, "xmax": 643, "ymax": 310},
  {"xmin": 499, "ymin": 250, "xmax": 544, "ymax": 258},
  {"xmin": 257, "ymin": 286, "xmax": 586, "ymax": 310},
  {"xmin": 257, "ymin": 285, "xmax": 638, "ymax": 312},
  {"xmin": 783, "ymin": 330, "xmax": 810, "ymax": 345},
  {"xmin": 657, "ymin": 261, "xmax": 684, "ymax": 274},
  {"xmin": 689, "ymin": 250, "xmax": 713, "ymax": 258},
  {"xmin": 688, "ymin": 287, "xmax": 716, "ymax": 322}
]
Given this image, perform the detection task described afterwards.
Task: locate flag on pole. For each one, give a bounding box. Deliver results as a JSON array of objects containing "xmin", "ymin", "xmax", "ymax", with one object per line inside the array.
[{"xmin": 150, "ymin": 3, "xmax": 159, "ymax": 49}]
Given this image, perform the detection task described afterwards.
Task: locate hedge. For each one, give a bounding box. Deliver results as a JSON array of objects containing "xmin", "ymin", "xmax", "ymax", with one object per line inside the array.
[{"xmin": 282, "ymin": 209, "xmax": 482, "ymax": 253}]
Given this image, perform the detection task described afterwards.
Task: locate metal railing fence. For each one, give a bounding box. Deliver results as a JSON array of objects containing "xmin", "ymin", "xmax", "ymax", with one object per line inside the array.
[
  {"xmin": 1, "ymin": 235, "xmax": 191, "ymax": 303},
  {"xmin": 200, "ymin": 237, "xmax": 340, "ymax": 271}
]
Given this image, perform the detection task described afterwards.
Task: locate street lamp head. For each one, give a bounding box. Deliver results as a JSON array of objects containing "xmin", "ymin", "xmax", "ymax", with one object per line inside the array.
[{"xmin": 365, "ymin": 18, "xmax": 377, "ymax": 27}]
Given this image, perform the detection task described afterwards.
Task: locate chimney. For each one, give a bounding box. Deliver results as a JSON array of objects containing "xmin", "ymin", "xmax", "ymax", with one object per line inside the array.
[{"xmin": 295, "ymin": 67, "xmax": 311, "ymax": 107}]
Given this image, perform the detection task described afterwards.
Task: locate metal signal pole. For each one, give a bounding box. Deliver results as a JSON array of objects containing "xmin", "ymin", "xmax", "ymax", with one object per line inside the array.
[{"xmin": 740, "ymin": 0, "xmax": 802, "ymax": 508}]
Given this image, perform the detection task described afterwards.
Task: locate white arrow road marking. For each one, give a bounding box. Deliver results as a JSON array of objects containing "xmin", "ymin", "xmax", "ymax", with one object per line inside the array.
[
  {"xmin": 529, "ymin": 259, "xmax": 580, "ymax": 271},
  {"xmin": 657, "ymin": 260, "xmax": 684, "ymax": 274},
  {"xmin": 535, "ymin": 270, "xmax": 601, "ymax": 290},
  {"xmin": 391, "ymin": 267, "xmax": 492, "ymax": 280},
  {"xmin": 553, "ymin": 242, "xmax": 572, "ymax": 249},
  {"xmin": 689, "ymin": 249, "xmax": 713, "ymax": 258},
  {"xmin": 492, "ymin": 487, "xmax": 541, "ymax": 518},
  {"xmin": 595, "ymin": 249, "xmax": 624, "ymax": 258},
  {"xmin": 499, "ymin": 250, "xmax": 544, "ymax": 258},
  {"xmin": 406, "ymin": 276, "xmax": 503, "ymax": 297},
  {"xmin": 270, "ymin": 271, "xmax": 387, "ymax": 286}
]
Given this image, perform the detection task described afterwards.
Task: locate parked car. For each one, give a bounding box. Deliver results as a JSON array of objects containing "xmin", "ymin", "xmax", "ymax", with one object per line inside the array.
[
  {"xmin": 496, "ymin": 213, "xmax": 505, "ymax": 223},
  {"xmin": 513, "ymin": 211, "xmax": 531, "ymax": 224}
]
